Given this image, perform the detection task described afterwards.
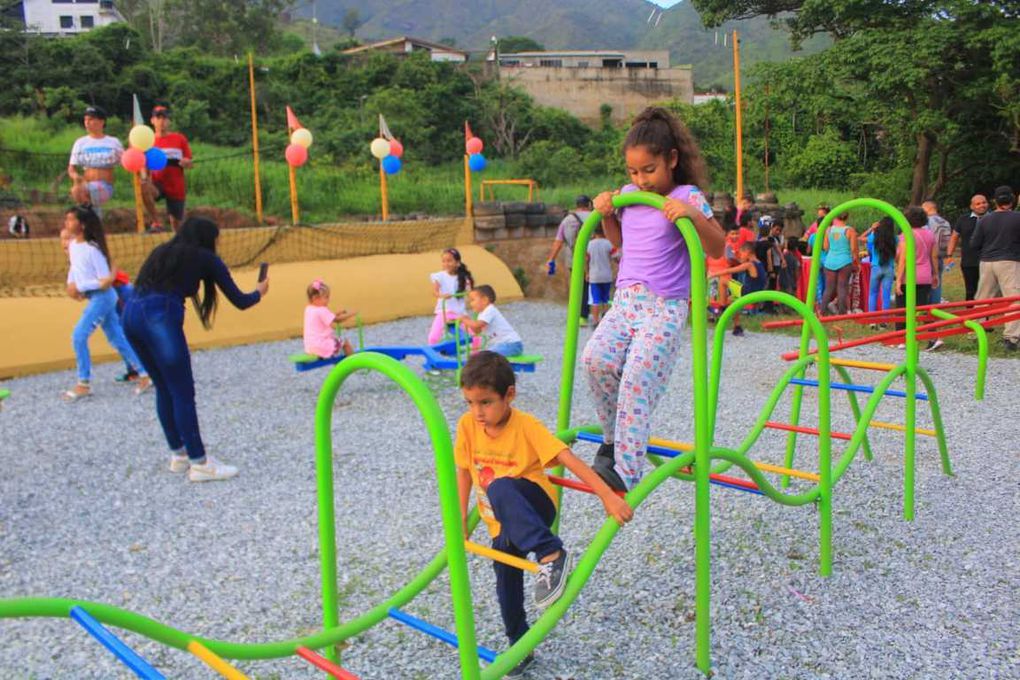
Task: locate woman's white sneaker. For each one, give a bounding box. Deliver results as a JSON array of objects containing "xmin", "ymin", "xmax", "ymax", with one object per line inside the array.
[
  {"xmin": 169, "ymin": 452, "xmax": 190, "ymax": 473},
  {"xmin": 188, "ymin": 457, "xmax": 239, "ymax": 482}
]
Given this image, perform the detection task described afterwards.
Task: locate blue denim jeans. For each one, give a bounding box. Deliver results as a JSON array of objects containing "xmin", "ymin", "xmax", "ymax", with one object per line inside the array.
[
  {"xmin": 868, "ymin": 262, "xmax": 895, "ymax": 312},
  {"xmin": 122, "ymin": 292, "xmax": 205, "ymax": 461},
  {"xmin": 488, "ymin": 340, "xmax": 524, "ymax": 357},
  {"xmin": 72, "ymin": 288, "xmax": 146, "ymax": 383},
  {"xmin": 486, "ymin": 477, "xmax": 561, "ymax": 644},
  {"xmin": 930, "ymin": 257, "xmax": 945, "ymax": 303}
]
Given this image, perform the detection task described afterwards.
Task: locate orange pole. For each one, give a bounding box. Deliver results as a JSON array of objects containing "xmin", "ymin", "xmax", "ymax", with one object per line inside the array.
[
  {"xmin": 288, "ymin": 163, "xmax": 300, "ymax": 225},
  {"xmin": 464, "ymin": 154, "xmax": 472, "ymax": 217},
  {"xmin": 132, "ymin": 172, "xmax": 145, "ymax": 233},
  {"xmin": 733, "ymin": 30, "xmax": 744, "ymax": 200},
  {"xmin": 380, "ymin": 164, "xmax": 389, "ymax": 221},
  {"xmin": 248, "ymin": 53, "xmax": 264, "ymax": 224}
]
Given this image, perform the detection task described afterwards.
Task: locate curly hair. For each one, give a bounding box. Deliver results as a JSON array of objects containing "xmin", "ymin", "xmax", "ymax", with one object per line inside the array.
[{"xmin": 622, "ymin": 106, "xmax": 709, "ymax": 189}]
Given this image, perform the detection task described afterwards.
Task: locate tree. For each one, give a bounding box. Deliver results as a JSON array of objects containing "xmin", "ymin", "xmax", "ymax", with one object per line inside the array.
[
  {"xmin": 498, "ymin": 36, "xmax": 545, "ymax": 54},
  {"xmin": 171, "ymin": 0, "xmax": 293, "ymax": 56},
  {"xmin": 341, "ymin": 8, "xmax": 365, "ymax": 38},
  {"xmin": 692, "ymin": 0, "xmax": 1020, "ymax": 203}
]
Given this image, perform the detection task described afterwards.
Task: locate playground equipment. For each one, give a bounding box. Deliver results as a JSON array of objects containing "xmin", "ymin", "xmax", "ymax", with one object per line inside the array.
[
  {"xmin": 0, "ymin": 388, "xmax": 8, "ymax": 410},
  {"xmin": 0, "ymin": 195, "xmax": 968, "ymax": 678},
  {"xmin": 478, "ymin": 179, "xmax": 539, "ymax": 203}
]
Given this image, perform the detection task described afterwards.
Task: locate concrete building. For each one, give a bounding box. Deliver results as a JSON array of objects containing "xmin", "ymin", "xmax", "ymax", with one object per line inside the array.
[
  {"xmin": 341, "ymin": 36, "xmax": 470, "ymax": 63},
  {"xmin": 20, "ymin": 0, "xmax": 124, "ymax": 36},
  {"xmin": 496, "ymin": 49, "xmax": 693, "ymax": 126}
]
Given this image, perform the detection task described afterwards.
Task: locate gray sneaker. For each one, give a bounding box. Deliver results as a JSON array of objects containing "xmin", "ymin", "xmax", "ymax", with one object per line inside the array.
[{"xmin": 534, "ymin": 549, "xmax": 571, "ymax": 608}]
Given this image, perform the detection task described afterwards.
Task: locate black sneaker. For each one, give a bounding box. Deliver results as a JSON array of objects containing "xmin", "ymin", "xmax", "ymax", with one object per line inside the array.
[
  {"xmin": 115, "ymin": 369, "xmax": 140, "ymax": 383},
  {"xmin": 593, "ymin": 460, "xmax": 627, "ymax": 494},
  {"xmin": 506, "ymin": 652, "xmax": 535, "ymax": 678},
  {"xmin": 732, "ymin": 325, "xmax": 745, "ymax": 337},
  {"xmin": 534, "ymin": 549, "xmax": 571, "ymax": 608},
  {"xmin": 593, "ymin": 442, "xmax": 615, "ymax": 467}
]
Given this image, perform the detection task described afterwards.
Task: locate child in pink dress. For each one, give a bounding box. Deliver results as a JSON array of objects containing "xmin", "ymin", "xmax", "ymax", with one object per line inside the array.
[{"xmin": 303, "ymin": 279, "xmax": 357, "ymax": 358}]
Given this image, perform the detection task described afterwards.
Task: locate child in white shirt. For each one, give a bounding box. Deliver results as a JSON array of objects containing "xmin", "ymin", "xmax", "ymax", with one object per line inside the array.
[{"xmin": 459, "ymin": 285, "xmax": 523, "ymax": 357}]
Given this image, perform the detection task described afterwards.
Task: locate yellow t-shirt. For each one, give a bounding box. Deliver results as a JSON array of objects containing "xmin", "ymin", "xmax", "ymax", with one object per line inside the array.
[{"xmin": 454, "ymin": 409, "xmax": 565, "ymax": 538}]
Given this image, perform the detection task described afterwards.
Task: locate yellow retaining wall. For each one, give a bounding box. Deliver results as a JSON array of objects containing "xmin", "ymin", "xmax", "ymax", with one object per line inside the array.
[{"xmin": 0, "ymin": 245, "xmax": 520, "ymax": 379}]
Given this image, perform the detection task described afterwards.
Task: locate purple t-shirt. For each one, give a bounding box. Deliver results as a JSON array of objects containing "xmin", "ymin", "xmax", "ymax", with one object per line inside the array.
[{"xmin": 615, "ymin": 183, "xmax": 715, "ymax": 299}]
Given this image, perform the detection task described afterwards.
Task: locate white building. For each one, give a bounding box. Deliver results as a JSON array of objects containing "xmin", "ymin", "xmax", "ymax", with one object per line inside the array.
[
  {"xmin": 21, "ymin": 0, "xmax": 124, "ymax": 36},
  {"xmin": 340, "ymin": 36, "xmax": 469, "ymax": 64}
]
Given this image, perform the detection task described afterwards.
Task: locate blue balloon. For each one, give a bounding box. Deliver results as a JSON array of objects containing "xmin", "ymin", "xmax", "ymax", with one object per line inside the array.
[
  {"xmin": 468, "ymin": 153, "xmax": 486, "ymax": 172},
  {"xmin": 382, "ymin": 154, "xmax": 402, "ymax": 175},
  {"xmin": 145, "ymin": 147, "xmax": 168, "ymax": 171}
]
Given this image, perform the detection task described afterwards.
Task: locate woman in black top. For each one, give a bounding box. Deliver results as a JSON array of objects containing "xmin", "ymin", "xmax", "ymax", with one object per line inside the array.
[{"xmin": 123, "ymin": 217, "xmax": 268, "ymax": 482}]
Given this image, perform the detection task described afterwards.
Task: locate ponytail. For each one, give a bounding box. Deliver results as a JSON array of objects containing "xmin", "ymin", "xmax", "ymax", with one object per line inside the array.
[{"xmin": 623, "ymin": 106, "xmax": 709, "ymax": 189}]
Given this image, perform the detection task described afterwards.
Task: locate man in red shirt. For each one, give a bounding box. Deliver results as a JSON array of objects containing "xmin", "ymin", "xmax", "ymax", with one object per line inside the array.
[{"xmin": 142, "ymin": 105, "xmax": 193, "ymax": 232}]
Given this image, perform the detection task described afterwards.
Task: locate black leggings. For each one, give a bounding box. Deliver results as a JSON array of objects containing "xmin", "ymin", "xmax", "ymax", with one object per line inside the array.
[
  {"xmin": 821, "ymin": 265, "xmax": 852, "ymax": 315},
  {"xmin": 895, "ymin": 284, "xmax": 932, "ymax": 331}
]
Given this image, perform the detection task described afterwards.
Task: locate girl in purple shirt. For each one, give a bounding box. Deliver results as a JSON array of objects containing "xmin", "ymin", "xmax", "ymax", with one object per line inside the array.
[{"xmin": 582, "ymin": 107, "xmax": 726, "ymax": 492}]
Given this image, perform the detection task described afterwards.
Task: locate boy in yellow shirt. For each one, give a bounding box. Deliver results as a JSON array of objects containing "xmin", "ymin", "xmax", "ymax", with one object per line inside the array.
[{"xmin": 455, "ymin": 351, "xmax": 632, "ymax": 675}]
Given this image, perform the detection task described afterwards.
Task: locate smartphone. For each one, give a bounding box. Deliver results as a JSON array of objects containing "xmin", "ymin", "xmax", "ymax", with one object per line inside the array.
[{"xmin": 258, "ymin": 262, "xmax": 269, "ymax": 282}]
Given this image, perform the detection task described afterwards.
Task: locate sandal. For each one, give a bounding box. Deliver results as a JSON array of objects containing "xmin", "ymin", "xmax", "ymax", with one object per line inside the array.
[
  {"xmin": 134, "ymin": 376, "xmax": 153, "ymax": 395},
  {"xmin": 62, "ymin": 383, "xmax": 92, "ymax": 402}
]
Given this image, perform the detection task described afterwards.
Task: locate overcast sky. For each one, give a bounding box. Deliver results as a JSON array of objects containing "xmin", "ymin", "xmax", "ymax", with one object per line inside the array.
[{"xmin": 648, "ymin": 0, "xmax": 684, "ymax": 7}]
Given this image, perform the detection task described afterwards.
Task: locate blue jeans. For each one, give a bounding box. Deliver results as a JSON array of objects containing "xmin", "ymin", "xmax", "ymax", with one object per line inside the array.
[
  {"xmin": 487, "ymin": 477, "xmax": 562, "ymax": 645},
  {"xmin": 122, "ymin": 292, "xmax": 205, "ymax": 461},
  {"xmin": 931, "ymin": 257, "xmax": 945, "ymax": 303},
  {"xmin": 868, "ymin": 262, "xmax": 894, "ymax": 312},
  {"xmin": 488, "ymin": 340, "xmax": 524, "ymax": 357},
  {"xmin": 72, "ymin": 288, "xmax": 146, "ymax": 383}
]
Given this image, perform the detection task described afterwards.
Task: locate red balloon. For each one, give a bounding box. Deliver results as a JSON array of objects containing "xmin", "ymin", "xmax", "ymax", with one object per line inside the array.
[
  {"xmin": 285, "ymin": 143, "xmax": 308, "ymax": 167},
  {"xmin": 465, "ymin": 137, "xmax": 483, "ymax": 155},
  {"xmin": 389, "ymin": 139, "xmax": 404, "ymax": 158},
  {"xmin": 121, "ymin": 148, "xmax": 146, "ymax": 173}
]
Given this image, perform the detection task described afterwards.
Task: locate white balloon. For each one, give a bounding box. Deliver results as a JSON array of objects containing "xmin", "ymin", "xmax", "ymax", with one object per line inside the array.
[{"xmin": 370, "ymin": 137, "xmax": 390, "ymax": 159}]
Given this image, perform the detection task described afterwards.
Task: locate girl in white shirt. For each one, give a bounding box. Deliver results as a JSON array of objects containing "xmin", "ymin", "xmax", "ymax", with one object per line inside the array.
[
  {"xmin": 427, "ymin": 247, "xmax": 474, "ymax": 345},
  {"xmin": 63, "ymin": 206, "xmax": 149, "ymax": 400}
]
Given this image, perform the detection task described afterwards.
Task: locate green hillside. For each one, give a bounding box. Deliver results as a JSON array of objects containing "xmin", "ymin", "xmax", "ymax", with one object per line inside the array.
[{"xmin": 302, "ymin": 0, "xmax": 828, "ymax": 88}]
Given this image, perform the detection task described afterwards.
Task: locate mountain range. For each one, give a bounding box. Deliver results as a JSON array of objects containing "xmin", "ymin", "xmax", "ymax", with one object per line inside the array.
[{"xmin": 297, "ymin": 0, "xmax": 829, "ymax": 88}]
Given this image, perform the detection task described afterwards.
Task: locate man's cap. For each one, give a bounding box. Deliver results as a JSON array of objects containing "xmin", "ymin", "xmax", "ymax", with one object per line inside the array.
[
  {"xmin": 83, "ymin": 106, "xmax": 107, "ymax": 120},
  {"xmin": 151, "ymin": 105, "xmax": 170, "ymax": 117},
  {"xmin": 575, "ymin": 195, "xmax": 592, "ymax": 207},
  {"xmin": 993, "ymin": 185, "xmax": 1014, "ymax": 204},
  {"xmin": 817, "ymin": 203, "xmax": 830, "ymax": 211}
]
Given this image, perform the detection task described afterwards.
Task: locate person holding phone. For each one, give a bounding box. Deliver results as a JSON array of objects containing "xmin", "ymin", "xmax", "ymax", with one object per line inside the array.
[{"xmin": 122, "ymin": 217, "xmax": 268, "ymax": 482}]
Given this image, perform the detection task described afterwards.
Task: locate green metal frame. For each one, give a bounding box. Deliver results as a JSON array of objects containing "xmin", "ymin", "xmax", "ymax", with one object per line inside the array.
[{"xmin": 0, "ymin": 194, "xmax": 960, "ymax": 679}]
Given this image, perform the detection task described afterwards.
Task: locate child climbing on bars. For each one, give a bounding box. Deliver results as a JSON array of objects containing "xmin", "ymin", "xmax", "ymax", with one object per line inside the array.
[{"xmin": 582, "ymin": 106, "xmax": 726, "ymax": 492}]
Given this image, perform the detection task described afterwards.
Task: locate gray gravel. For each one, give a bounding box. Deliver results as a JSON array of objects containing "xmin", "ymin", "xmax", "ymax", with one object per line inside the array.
[{"xmin": 1, "ymin": 300, "xmax": 1018, "ymax": 680}]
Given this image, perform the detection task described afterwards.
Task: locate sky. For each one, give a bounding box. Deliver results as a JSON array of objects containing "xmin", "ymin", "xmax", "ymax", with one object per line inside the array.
[{"xmin": 648, "ymin": 0, "xmax": 684, "ymax": 6}]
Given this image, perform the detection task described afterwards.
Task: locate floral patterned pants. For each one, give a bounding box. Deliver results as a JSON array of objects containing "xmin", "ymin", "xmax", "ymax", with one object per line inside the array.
[{"xmin": 581, "ymin": 283, "xmax": 689, "ymax": 489}]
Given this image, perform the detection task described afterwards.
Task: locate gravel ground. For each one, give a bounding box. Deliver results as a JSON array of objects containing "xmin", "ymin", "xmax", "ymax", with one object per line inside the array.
[{"xmin": 1, "ymin": 300, "xmax": 1018, "ymax": 680}]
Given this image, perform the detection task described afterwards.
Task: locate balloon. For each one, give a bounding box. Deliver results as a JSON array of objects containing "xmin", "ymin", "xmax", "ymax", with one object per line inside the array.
[
  {"xmin": 285, "ymin": 143, "xmax": 308, "ymax": 167},
  {"xmin": 468, "ymin": 153, "xmax": 486, "ymax": 172},
  {"xmin": 144, "ymin": 147, "xmax": 167, "ymax": 171},
  {"xmin": 121, "ymin": 148, "xmax": 146, "ymax": 173},
  {"xmin": 128, "ymin": 125, "xmax": 155, "ymax": 151},
  {"xmin": 389, "ymin": 138, "xmax": 404, "ymax": 158},
  {"xmin": 370, "ymin": 137, "xmax": 390, "ymax": 159},
  {"xmin": 291, "ymin": 128, "xmax": 313, "ymax": 148},
  {"xmin": 466, "ymin": 137, "xmax": 484, "ymax": 155},
  {"xmin": 381, "ymin": 154, "xmax": 402, "ymax": 175}
]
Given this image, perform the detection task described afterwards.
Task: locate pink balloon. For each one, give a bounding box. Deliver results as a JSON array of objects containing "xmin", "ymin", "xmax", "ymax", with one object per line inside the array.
[
  {"xmin": 465, "ymin": 137, "xmax": 483, "ymax": 155},
  {"xmin": 121, "ymin": 148, "xmax": 146, "ymax": 173},
  {"xmin": 285, "ymin": 143, "xmax": 308, "ymax": 167},
  {"xmin": 389, "ymin": 139, "xmax": 404, "ymax": 158}
]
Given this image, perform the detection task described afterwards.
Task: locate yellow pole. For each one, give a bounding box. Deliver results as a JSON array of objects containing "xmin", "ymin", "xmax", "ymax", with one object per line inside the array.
[
  {"xmin": 288, "ymin": 163, "xmax": 299, "ymax": 225},
  {"xmin": 248, "ymin": 53, "xmax": 264, "ymax": 224},
  {"xmin": 187, "ymin": 641, "xmax": 250, "ymax": 680},
  {"xmin": 380, "ymin": 163, "xmax": 389, "ymax": 221},
  {"xmin": 464, "ymin": 541, "xmax": 539, "ymax": 573},
  {"xmin": 733, "ymin": 29, "xmax": 744, "ymax": 201},
  {"xmin": 464, "ymin": 154, "xmax": 473, "ymax": 217},
  {"xmin": 132, "ymin": 172, "xmax": 145, "ymax": 233}
]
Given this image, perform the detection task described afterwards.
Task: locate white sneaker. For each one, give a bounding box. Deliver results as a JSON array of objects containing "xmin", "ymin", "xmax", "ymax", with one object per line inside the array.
[
  {"xmin": 169, "ymin": 452, "xmax": 190, "ymax": 473},
  {"xmin": 188, "ymin": 457, "xmax": 239, "ymax": 482},
  {"xmin": 925, "ymin": 339, "xmax": 944, "ymax": 352}
]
